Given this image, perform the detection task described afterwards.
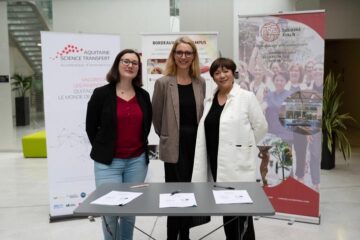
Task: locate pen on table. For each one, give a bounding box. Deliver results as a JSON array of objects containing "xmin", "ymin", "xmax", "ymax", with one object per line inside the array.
[
  {"xmin": 129, "ymin": 183, "xmax": 150, "ymax": 189},
  {"xmin": 213, "ymin": 184, "xmax": 235, "ymax": 190},
  {"xmin": 170, "ymin": 190, "xmax": 181, "ymax": 195}
]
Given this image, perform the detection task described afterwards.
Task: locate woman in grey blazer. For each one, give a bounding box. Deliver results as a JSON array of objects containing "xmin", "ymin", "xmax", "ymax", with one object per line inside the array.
[{"xmin": 152, "ymin": 36, "xmax": 207, "ymax": 240}]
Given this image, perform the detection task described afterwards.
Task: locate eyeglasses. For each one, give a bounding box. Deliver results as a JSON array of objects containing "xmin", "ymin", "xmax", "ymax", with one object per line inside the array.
[
  {"xmin": 174, "ymin": 51, "xmax": 194, "ymax": 58},
  {"xmin": 120, "ymin": 59, "xmax": 139, "ymax": 67}
]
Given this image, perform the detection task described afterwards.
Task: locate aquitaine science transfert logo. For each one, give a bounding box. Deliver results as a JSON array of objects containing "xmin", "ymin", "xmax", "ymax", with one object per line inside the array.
[{"xmin": 49, "ymin": 44, "xmax": 111, "ymax": 62}]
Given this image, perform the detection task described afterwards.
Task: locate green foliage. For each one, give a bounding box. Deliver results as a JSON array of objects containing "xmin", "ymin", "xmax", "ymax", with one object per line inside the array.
[
  {"xmin": 263, "ymin": 137, "xmax": 293, "ymax": 180},
  {"xmin": 269, "ymin": 140, "xmax": 292, "ymax": 167},
  {"xmin": 11, "ymin": 73, "xmax": 33, "ymax": 97},
  {"xmin": 322, "ymin": 72, "xmax": 356, "ymax": 160}
]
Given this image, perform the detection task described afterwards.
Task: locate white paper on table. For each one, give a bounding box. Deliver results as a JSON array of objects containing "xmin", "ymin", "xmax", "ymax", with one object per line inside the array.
[
  {"xmin": 212, "ymin": 190, "xmax": 253, "ymax": 204},
  {"xmin": 159, "ymin": 193, "xmax": 197, "ymax": 208},
  {"xmin": 91, "ymin": 191, "xmax": 143, "ymax": 206}
]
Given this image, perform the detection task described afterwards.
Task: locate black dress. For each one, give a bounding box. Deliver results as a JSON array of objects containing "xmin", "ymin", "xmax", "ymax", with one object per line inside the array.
[
  {"xmin": 165, "ymin": 83, "xmax": 198, "ymax": 182},
  {"xmin": 165, "ymin": 83, "xmax": 209, "ymax": 240}
]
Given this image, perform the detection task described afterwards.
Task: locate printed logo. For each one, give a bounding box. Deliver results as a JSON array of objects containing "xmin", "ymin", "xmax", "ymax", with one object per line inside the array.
[
  {"xmin": 261, "ymin": 22, "xmax": 281, "ymax": 42},
  {"xmin": 49, "ymin": 44, "xmax": 111, "ymax": 62},
  {"xmin": 65, "ymin": 203, "xmax": 76, "ymax": 207},
  {"xmin": 53, "ymin": 204, "xmax": 64, "ymax": 209},
  {"xmin": 67, "ymin": 194, "xmax": 79, "ymax": 199},
  {"xmin": 50, "ymin": 44, "xmax": 84, "ymax": 60}
]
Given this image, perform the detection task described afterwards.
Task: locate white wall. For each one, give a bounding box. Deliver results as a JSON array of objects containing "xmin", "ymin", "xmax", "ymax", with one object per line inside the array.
[
  {"xmin": 179, "ymin": 0, "xmax": 295, "ymax": 60},
  {"xmin": 234, "ymin": 0, "xmax": 295, "ymax": 61},
  {"xmin": 179, "ymin": 0, "xmax": 233, "ymax": 58},
  {"xmin": 236, "ymin": 0, "xmax": 295, "ymax": 15},
  {"xmin": 52, "ymin": 0, "xmax": 170, "ymax": 51},
  {"xmin": 0, "ymin": 1, "xmax": 15, "ymax": 150}
]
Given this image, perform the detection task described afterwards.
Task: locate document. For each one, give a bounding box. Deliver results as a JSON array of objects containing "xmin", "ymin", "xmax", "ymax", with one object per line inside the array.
[
  {"xmin": 159, "ymin": 193, "xmax": 197, "ymax": 208},
  {"xmin": 212, "ymin": 190, "xmax": 253, "ymax": 204},
  {"xmin": 91, "ymin": 191, "xmax": 143, "ymax": 206}
]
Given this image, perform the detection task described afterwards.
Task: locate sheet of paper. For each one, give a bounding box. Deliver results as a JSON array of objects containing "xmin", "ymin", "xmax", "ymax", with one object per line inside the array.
[
  {"xmin": 91, "ymin": 191, "xmax": 142, "ymax": 206},
  {"xmin": 212, "ymin": 190, "xmax": 253, "ymax": 204},
  {"xmin": 159, "ymin": 193, "xmax": 197, "ymax": 208}
]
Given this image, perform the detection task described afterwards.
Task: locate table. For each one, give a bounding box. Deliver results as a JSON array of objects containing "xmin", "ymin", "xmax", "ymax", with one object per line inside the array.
[{"xmin": 74, "ymin": 182, "xmax": 275, "ymax": 239}]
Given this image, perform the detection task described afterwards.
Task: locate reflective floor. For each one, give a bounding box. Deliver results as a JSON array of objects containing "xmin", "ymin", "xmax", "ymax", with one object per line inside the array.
[{"xmin": 0, "ymin": 116, "xmax": 359, "ymax": 239}]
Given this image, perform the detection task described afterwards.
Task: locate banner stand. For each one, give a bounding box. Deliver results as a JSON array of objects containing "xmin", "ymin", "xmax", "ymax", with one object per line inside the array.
[
  {"xmin": 236, "ymin": 11, "xmax": 325, "ymax": 224},
  {"xmin": 41, "ymin": 32, "xmax": 121, "ymax": 219},
  {"xmin": 49, "ymin": 214, "xmax": 88, "ymax": 223},
  {"xmin": 258, "ymin": 213, "xmax": 320, "ymax": 225}
]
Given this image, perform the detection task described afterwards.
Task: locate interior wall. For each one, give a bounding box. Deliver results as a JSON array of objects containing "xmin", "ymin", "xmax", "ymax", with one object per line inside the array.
[
  {"xmin": 9, "ymin": 47, "xmax": 34, "ymax": 76},
  {"xmin": 180, "ymin": 0, "xmax": 295, "ymax": 60},
  {"xmin": 320, "ymin": 0, "xmax": 360, "ymax": 39},
  {"xmin": 325, "ymin": 40, "xmax": 360, "ymax": 128},
  {"xmin": 0, "ymin": 1, "xmax": 15, "ymax": 150},
  {"xmin": 9, "ymin": 46, "xmax": 34, "ymax": 115},
  {"xmin": 179, "ymin": 0, "xmax": 233, "ymax": 58},
  {"xmin": 233, "ymin": 0, "xmax": 295, "ymax": 61},
  {"xmin": 52, "ymin": 0, "xmax": 170, "ymax": 51},
  {"xmin": 295, "ymin": 0, "xmax": 320, "ymax": 11}
]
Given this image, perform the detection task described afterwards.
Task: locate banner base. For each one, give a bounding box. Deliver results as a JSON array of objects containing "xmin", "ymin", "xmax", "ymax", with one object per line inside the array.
[
  {"xmin": 49, "ymin": 214, "xmax": 89, "ymax": 223},
  {"xmin": 255, "ymin": 212, "xmax": 320, "ymax": 225}
]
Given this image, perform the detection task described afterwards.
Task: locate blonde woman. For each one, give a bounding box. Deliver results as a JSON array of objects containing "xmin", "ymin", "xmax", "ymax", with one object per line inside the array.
[{"xmin": 152, "ymin": 36, "xmax": 208, "ymax": 239}]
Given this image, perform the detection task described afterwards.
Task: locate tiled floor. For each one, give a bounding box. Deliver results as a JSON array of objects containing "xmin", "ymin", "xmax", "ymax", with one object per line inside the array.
[{"xmin": 0, "ymin": 116, "xmax": 359, "ymax": 239}]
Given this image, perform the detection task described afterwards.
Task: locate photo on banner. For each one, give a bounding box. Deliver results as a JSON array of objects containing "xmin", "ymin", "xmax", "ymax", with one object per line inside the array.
[
  {"xmin": 41, "ymin": 32, "xmax": 121, "ymax": 219},
  {"xmin": 237, "ymin": 11, "xmax": 325, "ymax": 222},
  {"xmin": 141, "ymin": 33, "xmax": 218, "ymax": 157}
]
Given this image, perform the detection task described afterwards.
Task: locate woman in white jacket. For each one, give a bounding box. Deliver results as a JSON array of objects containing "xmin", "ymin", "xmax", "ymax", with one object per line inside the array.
[{"xmin": 192, "ymin": 58, "xmax": 267, "ymax": 240}]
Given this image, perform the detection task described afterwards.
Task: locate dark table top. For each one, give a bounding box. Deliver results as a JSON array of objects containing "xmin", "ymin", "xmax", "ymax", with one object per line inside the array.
[{"xmin": 74, "ymin": 182, "xmax": 275, "ymax": 217}]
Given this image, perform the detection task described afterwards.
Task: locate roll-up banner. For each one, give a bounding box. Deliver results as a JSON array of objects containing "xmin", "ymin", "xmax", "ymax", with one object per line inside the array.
[
  {"xmin": 141, "ymin": 32, "xmax": 218, "ymax": 148},
  {"xmin": 236, "ymin": 11, "xmax": 325, "ymax": 224},
  {"xmin": 41, "ymin": 32, "xmax": 121, "ymax": 220}
]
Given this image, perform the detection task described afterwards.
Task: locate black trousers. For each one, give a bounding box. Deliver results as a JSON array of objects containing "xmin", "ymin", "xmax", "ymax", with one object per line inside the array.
[
  {"xmin": 223, "ymin": 216, "xmax": 255, "ymax": 240},
  {"xmin": 165, "ymin": 162, "xmax": 191, "ymax": 240},
  {"xmin": 165, "ymin": 125, "xmax": 210, "ymax": 240}
]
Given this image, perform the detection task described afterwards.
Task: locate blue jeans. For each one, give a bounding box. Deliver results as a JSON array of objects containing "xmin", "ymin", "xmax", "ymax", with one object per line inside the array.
[{"xmin": 94, "ymin": 153, "xmax": 148, "ymax": 240}]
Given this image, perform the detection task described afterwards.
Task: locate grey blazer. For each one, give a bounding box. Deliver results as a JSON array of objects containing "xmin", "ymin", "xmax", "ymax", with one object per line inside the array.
[{"xmin": 152, "ymin": 75, "xmax": 206, "ymax": 163}]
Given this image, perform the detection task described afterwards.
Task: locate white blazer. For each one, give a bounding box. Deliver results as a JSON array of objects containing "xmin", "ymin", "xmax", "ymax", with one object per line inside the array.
[{"xmin": 192, "ymin": 84, "xmax": 268, "ymax": 182}]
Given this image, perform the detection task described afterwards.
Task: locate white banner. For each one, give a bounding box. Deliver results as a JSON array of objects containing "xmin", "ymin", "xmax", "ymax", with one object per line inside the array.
[
  {"xmin": 141, "ymin": 32, "xmax": 218, "ymax": 147},
  {"xmin": 236, "ymin": 11, "xmax": 325, "ymax": 221},
  {"xmin": 41, "ymin": 32, "xmax": 121, "ymax": 218}
]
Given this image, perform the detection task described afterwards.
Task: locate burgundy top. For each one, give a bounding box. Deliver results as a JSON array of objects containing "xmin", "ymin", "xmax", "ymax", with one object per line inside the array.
[{"xmin": 115, "ymin": 96, "xmax": 144, "ymax": 158}]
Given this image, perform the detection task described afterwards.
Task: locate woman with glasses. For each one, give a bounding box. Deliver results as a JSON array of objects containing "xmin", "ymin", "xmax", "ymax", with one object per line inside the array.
[
  {"xmin": 86, "ymin": 49, "xmax": 152, "ymax": 240},
  {"xmin": 192, "ymin": 57, "xmax": 267, "ymax": 240},
  {"xmin": 152, "ymin": 36, "xmax": 208, "ymax": 240}
]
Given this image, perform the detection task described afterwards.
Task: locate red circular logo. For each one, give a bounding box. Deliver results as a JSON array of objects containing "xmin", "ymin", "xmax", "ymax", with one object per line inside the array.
[{"xmin": 261, "ymin": 22, "xmax": 280, "ymax": 42}]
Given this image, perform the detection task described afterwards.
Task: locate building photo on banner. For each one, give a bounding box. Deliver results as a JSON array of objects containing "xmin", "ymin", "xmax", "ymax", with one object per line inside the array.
[
  {"xmin": 141, "ymin": 32, "xmax": 218, "ymax": 157},
  {"xmin": 236, "ymin": 11, "xmax": 325, "ymax": 223},
  {"xmin": 41, "ymin": 32, "xmax": 121, "ymax": 220}
]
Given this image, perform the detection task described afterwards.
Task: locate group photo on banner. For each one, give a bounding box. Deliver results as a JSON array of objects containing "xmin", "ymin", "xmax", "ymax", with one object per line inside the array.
[{"xmin": 236, "ymin": 11, "xmax": 325, "ymax": 222}]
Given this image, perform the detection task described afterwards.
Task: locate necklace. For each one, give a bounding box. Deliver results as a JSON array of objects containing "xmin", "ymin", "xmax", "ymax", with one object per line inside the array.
[{"xmin": 117, "ymin": 88, "xmax": 132, "ymax": 95}]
